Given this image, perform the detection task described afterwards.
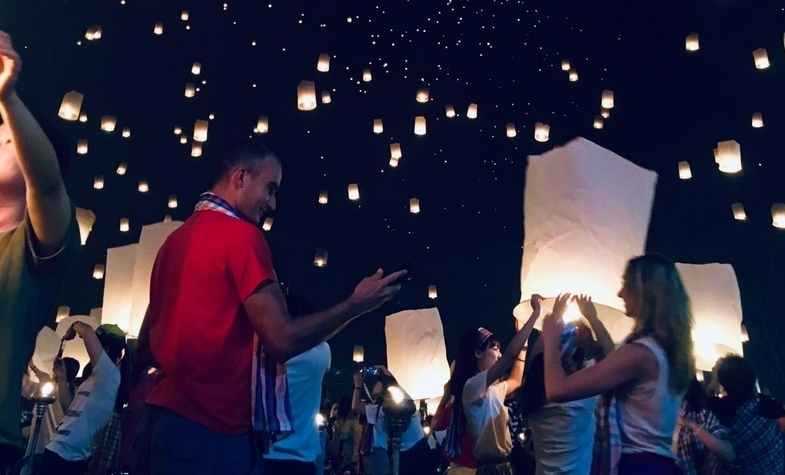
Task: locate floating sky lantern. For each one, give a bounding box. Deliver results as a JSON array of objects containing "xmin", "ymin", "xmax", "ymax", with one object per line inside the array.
[
  {"xmin": 179, "ymin": 136, "xmax": 188, "ymax": 145},
  {"xmin": 180, "ymin": 10, "xmax": 190, "ymax": 21},
  {"xmin": 352, "ymin": 345, "xmax": 365, "ymax": 363},
  {"xmin": 75, "ymin": 208, "xmax": 96, "ymax": 246},
  {"xmin": 173, "ymin": 126, "xmax": 182, "ymax": 135},
  {"xmin": 100, "ymin": 116, "xmax": 117, "ymax": 133},
  {"xmin": 506, "ymin": 123, "xmax": 517, "ymax": 138},
  {"xmin": 751, "ymin": 112, "xmax": 764, "ymax": 128},
  {"xmin": 321, "ymin": 91, "xmax": 332, "ymax": 104},
  {"xmin": 77, "ymin": 139, "xmax": 88, "ymax": 155},
  {"xmin": 262, "ymin": 217, "xmax": 274, "ymax": 231},
  {"xmin": 569, "ymin": 70, "xmax": 579, "ymax": 82},
  {"xmin": 58, "ymin": 91, "xmax": 84, "ymax": 121},
  {"xmin": 753, "ymin": 48, "xmax": 770, "ymax": 70},
  {"xmin": 445, "ymin": 105, "xmax": 456, "ymax": 118},
  {"xmin": 122, "ymin": 127, "xmax": 131, "ymax": 139},
  {"xmin": 601, "ymin": 90, "xmax": 615, "ymax": 109},
  {"xmin": 93, "ymin": 176, "xmax": 104, "ymax": 190},
  {"xmin": 255, "ymin": 116, "xmax": 269, "ymax": 134},
  {"xmin": 153, "ymin": 22, "xmax": 164, "ymax": 36},
  {"xmin": 79, "ymin": 114, "xmax": 88, "ymax": 123},
  {"xmin": 120, "ymin": 218, "xmax": 130, "ymax": 233},
  {"xmin": 715, "ymin": 140, "xmax": 742, "ymax": 174},
  {"xmin": 297, "ymin": 80, "xmax": 318, "ymax": 111},
  {"xmin": 85, "ymin": 26, "xmax": 102, "ymax": 41},
  {"xmin": 93, "ymin": 264, "xmax": 105, "ymax": 280},
  {"xmin": 348, "ymin": 183, "xmax": 360, "ymax": 201},
  {"xmin": 191, "ymin": 142, "xmax": 203, "ymax": 158},
  {"xmin": 428, "ymin": 285, "xmax": 438, "ymax": 299},
  {"xmin": 601, "ymin": 108, "xmax": 610, "ymax": 119},
  {"xmin": 314, "ymin": 249, "xmax": 328, "ymax": 268},
  {"xmin": 362, "ymin": 68, "xmax": 372, "ymax": 82},
  {"xmin": 593, "ymin": 117, "xmax": 604, "ymax": 130},
  {"xmin": 561, "ymin": 59, "xmax": 571, "ymax": 71},
  {"xmin": 318, "ymin": 191, "xmax": 328, "ymax": 205},
  {"xmin": 416, "ymin": 88, "xmax": 430, "ymax": 103},
  {"xmin": 390, "ymin": 143, "xmax": 402, "ymax": 160},
  {"xmin": 138, "ymin": 180, "xmax": 149, "ymax": 193},
  {"xmin": 185, "ymin": 83, "xmax": 196, "ymax": 98},
  {"xmin": 191, "ymin": 62, "xmax": 201, "ymax": 75},
  {"xmin": 168, "ymin": 195, "xmax": 178, "ymax": 209},
  {"xmin": 773, "ymin": 204, "xmax": 785, "ymax": 229},
  {"xmin": 414, "ymin": 116, "xmax": 427, "ymax": 136},
  {"xmin": 317, "ymin": 53, "xmax": 330, "ymax": 72},
  {"xmin": 373, "ymin": 118, "xmax": 384, "ymax": 134},
  {"xmin": 467, "ymin": 103, "xmax": 478, "ymax": 119},
  {"xmin": 193, "ymin": 119, "xmax": 208, "ymax": 142},
  {"xmin": 409, "ymin": 198, "xmax": 421, "ymax": 214},
  {"xmin": 678, "ymin": 161, "xmax": 692, "ymax": 180},
  {"xmin": 116, "ymin": 162, "xmax": 127, "ymax": 175},
  {"xmin": 731, "ymin": 203, "xmax": 747, "ymax": 221},
  {"xmin": 534, "ymin": 122, "xmax": 550, "ymax": 143},
  {"xmin": 685, "ymin": 33, "xmax": 700, "ymax": 52}
]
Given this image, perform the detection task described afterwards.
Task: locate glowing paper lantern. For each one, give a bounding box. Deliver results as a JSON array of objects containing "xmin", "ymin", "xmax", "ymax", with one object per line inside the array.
[
  {"xmin": 715, "ymin": 140, "xmax": 742, "ymax": 174},
  {"xmin": 731, "ymin": 203, "xmax": 747, "ymax": 221},
  {"xmin": 751, "ymin": 113, "xmax": 764, "ymax": 128},
  {"xmin": 173, "ymin": 126, "xmax": 182, "ymax": 135},
  {"xmin": 321, "ymin": 91, "xmax": 332, "ymax": 104},
  {"xmin": 116, "ymin": 162, "xmax": 127, "ymax": 175},
  {"xmin": 677, "ymin": 263, "xmax": 743, "ymax": 371},
  {"xmin": 390, "ymin": 143, "xmax": 402, "ymax": 160},
  {"xmin": 352, "ymin": 345, "xmax": 365, "ymax": 363},
  {"xmin": 180, "ymin": 136, "xmax": 188, "ymax": 145},
  {"xmin": 534, "ymin": 122, "xmax": 550, "ymax": 143},
  {"xmin": 678, "ymin": 161, "xmax": 692, "ymax": 180},
  {"xmin": 467, "ymin": 103, "xmax": 478, "ymax": 119},
  {"xmin": 122, "ymin": 127, "xmax": 131, "ymax": 139},
  {"xmin": 427, "ymin": 285, "xmax": 438, "ymax": 299},
  {"xmin": 506, "ymin": 123, "xmax": 517, "ymax": 138},
  {"xmin": 85, "ymin": 26, "xmax": 102, "ymax": 41},
  {"xmin": 569, "ymin": 70, "xmax": 579, "ymax": 82},
  {"xmin": 297, "ymin": 80, "xmax": 318, "ymax": 111},
  {"xmin": 58, "ymin": 91, "xmax": 84, "ymax": 121},
  {"xmin": 601, "ymin": 108, "xmax": 610, "ymax": 119},
  {"xmin": 100, "ymin": 116, "xmax": 117, "ymax": 133},
  {"xmin": 753, "ymin": 48, "xmax": 770, "ymax": 70},
  {"xmin": 168, "ymin": 195, "xmax": 178, "ymax": 209},
  {"xmin": 153, "ymin": 22, "xmax": 164, "ymax": 36},
  {"xmin": 685, "ymin": 33, "xmax": 700, "ymax": 52},
  {"xmin": 32, "ymin": 328, "xmax": 60, "ymax": 377},
  {"xmin": 318, "ymin": 191, "xmax": 328, "ymax": 205},
  {"xmin": 193, "ymin": 119, "xmax": 208, "ymax": 142},
  {"xmin": 317, "ymin": 53, "xmax": 330, "ymax": 72},
  {"xmin": 75, "ymin": 208, "xmax": 96, "ymax": 246},
  {"xmin": 93, "ymin": 176, "xmax": 105, "ymax": 190},
  {"xmin": 593, "ymin": 117, "xmax": 604, "ymax": 130},
  {"xmin": 416, "ymin": 88, "xmax": 430, "ymax": 103},
  {"xmin": 184, "ymin": 83, "xmax": 196, "ymax": 98},
  {"xmin": 741, "ymin": 324, "xmax": 749, "ymax": 343},
  {"xmin": 773, "ymin": 203, "xmax": 785, "ymax": 229},
  {"xmin": 314, "ymin": 249, "xmax": 328, "ymax": 268},
  {"xmin": 102, "ymin": 244, "xmax": 136, "ymax": 334},
  {"xmin": 138, "ymin": 181, "xmax": 149, "ymax": 193},
  {"xmin": 77, "ymin": 139, "xmax": 88, "ymax": 155},
  {"xmin": 255, "ymin": 116, "xmax": 269, "ymax": 134},
  {"xmin": 348, "ymin": 184, "xmax": 360, "ymax": 201},
  {"xmin": 373, "ymin": 119, "xmax": 384, "ymax": 135},
  {"xmin": 385, "ymin": 308, "xmax": 450, "ymax": 401},
  {"xmin": 414, "ymin": 116, "xmax": 427, "ymax": 136},
  {"xmin": 514, "ymin": 137, "xmax": 657, "ymax": 345},
  {"xmin": 409, "ymin": 198, "xmax": 421, "ymax": 214},
  {"xmin": 362, "ymin": 68, "xmax": 372, "ymax": 82},
  {"xmin": 56, "ymin": 315, "xmax": 99, "ymax": 375},
  {"xmin": 180, "ymin": 10, "xmax": 190, "ymax": 21},
  {"xmin": 93, "ymin": 264, "xmax": 105, "ymax": 280},
  {"xmin": 389, "ymin": 158, "xmax": 400, "ymax": 168},
  {"xmin": 191, "ymin": 143, "xmax": 203, "ymax": 158},
  {"xmin": 561, "ymin": 60, "xmax": 571, "ymax": 71},
  {"xmin": 190, "ymin": 62, "xmax": 202, "ymax": 76},
  {"xmin": 79, "ymin": 114, "xmax": 88, "ymax": 123},
  {"xmin": 119, "ymin": 218, "xmax": 130, "ymax": 233},
  {"xmin": 601, "ymin": 90, "xmax": 615, "ymax": 109},
  {"xmin": 445, "ymin": 105, "xmax": 456, "ymax": 118},
  {"xmin": 262, "ymin": 217, "xmax": 274, "ymax": 231}
]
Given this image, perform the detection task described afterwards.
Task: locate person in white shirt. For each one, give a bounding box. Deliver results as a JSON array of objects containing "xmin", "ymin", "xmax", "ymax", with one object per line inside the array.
[{"xmin": 37, "ymin": 323, "xmax": 124, "ymax": 475}]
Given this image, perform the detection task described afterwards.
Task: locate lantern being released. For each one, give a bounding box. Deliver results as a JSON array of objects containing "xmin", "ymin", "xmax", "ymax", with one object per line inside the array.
[
  {"xmin": 255, "ymin": 116, "xmax": 270, "ymax": 134},
  {"xmin": 414, "ymin": 116, "xmax": 427, "ymax": 136},
  {"xmin": 390, "ymin": 143, "xmax": 402, "ymax": 160},
  {"xmin": 601, "ymin": 90, "xmax": 615, "ymax": 109},
  {"xmin": 685, "ymin": 33, "xmax": 700, "ymax": 52},
  {"xmin": 467, "ymin": 103, "xmax": 478, "ymax": 119},
  {"xmin": 352, "ymin": 345, "xmax": 365, "ymax": 363},
  {"xmin": 193, "ymin": 120, "xmax": 209, "ymax": 142},
  {"xmin": 77, "ymin": 139, "xmax": 88, "ymax": 155},
  {"xmin": 58, "ymin": 91, "xmax": 84, "ymax": 121},
  {"xmin": 773, "ymin": 203, "xmax": 785, "ymax": 229},
  {"xmin": 753, "ymin": 48, "xmax": 770, "ymax": 70},
  {"xmin": 385, "ymin": 308, "xmax": 451, "ymax": 401},
  {"xmin": 100, "ymin": 116, "xmax": 117, "ymax": 133},
  {"xmin": 534, "ymin": 122, "xmax": 550, "ymax": 143},
  {"xmin": 445, "ymin": 105, "xmax": 456, "ymax": 118},
  {"xmin": 751, "ymin": 113, "xmax": 764, "ymax": 128},
  {"xmin": 715, "ymin": 140, "xmax": 742, "ymax": 174},
  {"xmin": 313, "ymin": 249, "xmax": 328, "ymax": 268},
  {"xmin": 317, "ymin": 53, "xmax": 330, "ymax": 72},
  {"xmin": 731, "ymin": 203, "xmax": 747, "ymax": 221},
  {"xmin": 348, "ymin": 183, "xmax": 360, "ymax": 201},
  {"xmin": 678, "ymin": 161, "xmax": 692, "ymax": 180},
  {"xmin": 75, "ymin": 208, "xmax": 96, "ymax": 246},
  {"xmin": 506, "ymin": 123, "xmax": 517, "ymax": 138},
  {"xmin": 409, "ymin": 198, "xmax": 421, "ymax": 214},
  {"xmin": 373, "ymin": 119, "xmax": 384, "ymax": 134},
  {"xmin": 297, "ymin": 80, "xmax": 318, "ymax": 111},
  {"xmin": 514, "ymin": 138, "xmax": 657, "ymax": 344},
  {"xmin": 416, "ymin": 88, "xmax": 430, "ymax": 103}
]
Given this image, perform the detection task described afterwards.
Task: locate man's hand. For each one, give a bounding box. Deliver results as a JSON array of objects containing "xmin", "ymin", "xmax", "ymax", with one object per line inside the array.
[
  {"xmin": 347, "ymin": 268, "xmax": 407, "ymax": 315},
  {"xmin": 0, "ymin": 32, "xmax": 21, "ymax": 101},
  {"xmin": 576, "ymin": 294, "xmax": 598, "ymax": 321}
]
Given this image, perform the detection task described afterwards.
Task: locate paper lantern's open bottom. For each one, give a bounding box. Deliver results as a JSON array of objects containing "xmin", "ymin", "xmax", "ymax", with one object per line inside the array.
[{"xmin": 513, "ymin": 298, "xmax": 633, "ymax": 344}]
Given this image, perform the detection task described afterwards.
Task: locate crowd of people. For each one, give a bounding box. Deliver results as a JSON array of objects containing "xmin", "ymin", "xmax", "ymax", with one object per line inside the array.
[{"xmin": 1, "ymin": 30, "xmax": 785, "ymax": 475}]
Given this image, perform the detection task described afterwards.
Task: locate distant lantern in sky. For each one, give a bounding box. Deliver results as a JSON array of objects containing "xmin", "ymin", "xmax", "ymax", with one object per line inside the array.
[
  {"xmin": 168, "ymin": 195, "xmax": 178, "ymax": 209},
  {"xmin": 321, "ymin": 91, "xmax": 332, "ymax": 104},
  {"xmin": 601, "ymin": 90, "xmax": 615, "ymax": 109},
  {"xmin": 116, "ymin": 162, "xmax": 127, "ymax": 175},
  {"xmin": 93, "ymin": 176, "xmax": 104, "ymax": 190},
  {"xmin": 255, "ymin": 116, "xmax": 269, "ymax": 134},
  {"xmin": 262, "ymin": 217, "xmax": 274, "ymax": 231},
  {"xmin": 317, "ymin": 53, "xmax": 330, "ymax": 72},
  {"xmin": 414, "ymin": 116, "xmax": 427, "ymax": 136},
  {"xmin": 390, "ymin": 143, "xmax": 402, "ymax": 160},
  {"xmin": 751, "ymin": 112, "xmax": 764, "ymax": 128},
  {"xmin": 773, "ymin": 204, "xmax": 785, "ymax": 229},
  {"xmin": 753, "ymin": 48, "xmax": 770, "ymax": 70},
  {"xmin": 569, "ymin": 70, "xmax": 579, "ymax": 82},
  {"xmin": 184, "ymin": 83, "xmax": 196, "ymax": 98},
  {"xmin": 362, "ymin": 68, "xmax": 372, "ymax": 82},
  {"xmin": 678, "ymin": 161, "xmax": 692, "ymax": 180},
  {"xmin": 119, "ymin": 218, "xmax": 130, "ymax": 233},
  {"xmin": 318, "ymin": 191, "xmax": 328, "ymax": 205},
  {"xmin": 93, "ymin": 264, "xmax": 105, "ymax": 280},
  {"xmin": 561, "ymin": 59, "xmax": 571, "ymax": 71},
  {"xmin": 84, "ymin": 26, "xmax": 99, "ymax": 41},
  {"xmin": 173, "ymin": 126, "xmax": 182, "ymax": 135},
  {"xmin": 409, "ymin": 198, "xmax": 421, "ymax": 214},
  {"xmin": 75, "ymin": 208, "xmax": 95, "ymax": 246},
  {"xmin": 314, "ymin": 249, "xmax": 328, "ymax": 268},
  {"xmin": 428, "ymin": 285, "xmax": 438, "ymax": 300},
  {"xmin": 297, "ymin": 80, "xmax": 318, "ymax": 111},
  {"xmin": 534, "ymin": 122, "xmax": 550, "ymax": 143},
  {"xmin": 100, "ymin": 116, "xmax": 117, "ymax": 133},
  {"xmin": 193, "ymin": 119, "xmax": 208, "ymax": 142},
  {"xmin": 79, "ymin": 114, "xmax": 88, "ymax": 123},
  {"xmin": 138, "ymin": 180, "xmax": 149, "ymax": 193},
  {"xmin": 352, "ymin": 345, "xmax": 365, "ymax": 363},
  {"xmin": 416, "ymin": 88, "xmax": 430, "ymax": 103},
  {"xmin": 445, "ymin": 105, "xmax": 456, "ymax": 118},
  {"xmin": 731, "ymin": 203, "xmax": 747, "ymax": 221},
  {"xmin": 601, "ymin": 108, "xmax": 611, "ymax": 119},
  {"xmin": 179, "ymin": 136, "xmax": 188, "ymax": 145},
  {"xmin": 191, "ymin": 142, "xmax": 203, "ymax": 158},
  {"xmin": 122, "ymin": 127, "xmax": 131, "ymax": 139},
  {"xmin": 153, "ymin": 22, "xmax": 164, "ymax": 35},
  {"xmin": 506, "ymin": 123, "xmax": 517, "ymax": 138},
  {"xmin": 180, "ymin": 10, "xmax": 190, "ymax": 21},
  {"xmin": 77, "ymin": 139, "xmax": 88, "ymax": 155},
  {"xmin": 467, "ymin": 103, "xmax": 478, "ymax": 119},
  {"xmin": 191, "ymin": 62, "xmax": 201, "ymax": 75},
  {"xmin": 58, "ymin": 91, "xmax": 84, "ymax": 121},
  {"xmin": 715, "ymin": 140, "xmax": 742, "ymax": 174},
  {"xmin": 373, "ymin": 118, "xmax": 384, "ymax": 134},
  {"xmin": 56, "ymin": 306, "xmax": 70, "ymax": 322},
  {"xmin": 348, "ymin": 183, "xmax": 360, "ymax": 201},
  {"xmin": 685, "ymin": 33, "xmax": 700, "ymax": 52},
  {"xmin": 593, "ymin": 117, "xmax": 604, "ymax": 130}
]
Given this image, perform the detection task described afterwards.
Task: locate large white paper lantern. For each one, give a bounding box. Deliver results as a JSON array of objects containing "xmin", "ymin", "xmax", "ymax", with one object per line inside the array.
[
  {"xmin": 317, "ymin": 53, "xmax": 330, "ymax": 72},
  {"xmin": 297, "ymin": 80, "xmax": 318, "ymax": 111},
  {"xmin": 103, "ymin": 244, "xmax": 137, "ymax": 335},
  {"xmin": 773, "ymin": 203, "xmax": 785, "ymax": 229},
  {"xmin": 75, "ymin": 208, "xmax": 96, "ymax": 246},
  {"xmin": 678, "ymin": 161, "xmax": 692, "ymax": 180},
  {"xmin": 416, "ymin": 88, "xmax": 430, "ymax": 103},
  {"xmin": 685, "ymin": 33, "xmax": 700, "ymax": 52},
  {"xmin": 601, "ymin": 90, "xmax": 615, "ymax": 109},
  {"xmin": 514, "ymin": 138, "xmax": 657, "ymax": 344},
  {"xmin": 677, "ymin": 263, "xmax": 743, "ymax": 371},
  {"xmin": 385, "ymin": 308, "xmax": 450, "ymax": 401},
  {"xmin": 58, "ymin": 91, "xmax": 84, "ymax": 121},
  {"xmin": 715, "ymin": 140, "xmax": 742, "ymax": 174},
  {"xmin": 193, "ymin": 120, "xmax": 208, "ymax": 142},
  {"xmin": 731, "ymin": 203, "xmax": 747, "ymax": 221},
  {"xmin": 467, "ymin": 103, "xmax": 478, "ymax": 119},
  {"xmin": 753, "ymin": 48, "xmax": 770, "ymax": 70},
  {"xmin": 534, "ymin": 122, "xmax": 550, "ymax": 143},
  {"xmin": 414, "ymin": 116, "xmax": 427, "ymax": 136}
]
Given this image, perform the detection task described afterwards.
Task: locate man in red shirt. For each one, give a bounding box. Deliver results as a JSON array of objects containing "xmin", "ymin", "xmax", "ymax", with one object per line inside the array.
[{"xmin": 139, "ymin": 142, "xmax": 405, "ymax": 475}]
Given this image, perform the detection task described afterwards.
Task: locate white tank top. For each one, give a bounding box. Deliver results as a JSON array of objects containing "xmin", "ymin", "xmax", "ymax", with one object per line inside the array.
[{"xmin": 617, "ymin": 337, "xmax": 683, "ymax": 458}]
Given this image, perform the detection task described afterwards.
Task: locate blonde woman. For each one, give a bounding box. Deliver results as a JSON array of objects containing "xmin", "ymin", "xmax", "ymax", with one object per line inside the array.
[{"xmin": 542, "ymin": 255, "xmax": 694, "ymax": 475}]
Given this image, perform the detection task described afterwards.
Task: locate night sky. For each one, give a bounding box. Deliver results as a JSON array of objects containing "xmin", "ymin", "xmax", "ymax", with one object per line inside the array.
[{"xmin": 3, "ymin": 0, "xmax": 785, "ymax": 397}]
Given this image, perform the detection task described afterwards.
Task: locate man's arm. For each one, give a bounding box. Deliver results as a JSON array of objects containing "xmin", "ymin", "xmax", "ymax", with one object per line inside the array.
[
  {"xmin": 244, "ymin": 269, "xmax": 406, "ymax": 362},
  {"xmin": 0, "ymin": 32, "xmax": 71, "ymax": 255}
]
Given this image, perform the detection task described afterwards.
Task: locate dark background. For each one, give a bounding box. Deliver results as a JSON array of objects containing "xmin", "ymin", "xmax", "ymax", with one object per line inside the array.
[{"xmin": 2, "ymin": 0, "xmax": 783, "ymax": 399}]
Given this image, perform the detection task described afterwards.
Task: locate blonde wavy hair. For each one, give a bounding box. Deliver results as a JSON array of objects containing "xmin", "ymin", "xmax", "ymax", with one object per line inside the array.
[{"xmin": 623, "ymin": 255, "xmax": 695, "ymax": 393}]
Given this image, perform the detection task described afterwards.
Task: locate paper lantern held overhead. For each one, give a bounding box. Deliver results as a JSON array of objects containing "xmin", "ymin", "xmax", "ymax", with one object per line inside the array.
[
  {"xmin": 297, "ymin": 80, "xmax": 318, "ymax": 111},
  {"xmin": 58, "ymin": 91, "xmax": 84, "ymax": 121}
]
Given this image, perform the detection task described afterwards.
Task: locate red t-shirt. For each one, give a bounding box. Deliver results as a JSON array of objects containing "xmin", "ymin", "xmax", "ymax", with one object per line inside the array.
[{"xmin": 145, "ymin": 210, "xmax": 276, "ymax": 433}]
